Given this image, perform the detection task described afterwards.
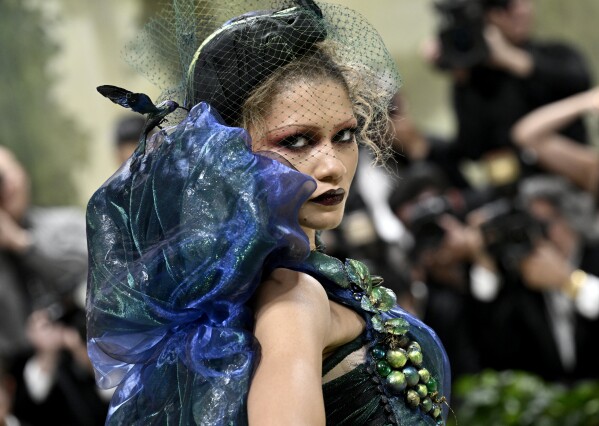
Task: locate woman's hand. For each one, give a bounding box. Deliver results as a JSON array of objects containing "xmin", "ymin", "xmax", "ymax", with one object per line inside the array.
[
  {"xmin": 519, "ymin": 241, "xmax": 573, "ymax": 292},
  {"xmin": 0, "ymin": 208, "xmax": 31, "ymax": 253},
  {"xmin": 484, "ymin": 25, "xmax": 533, "ymax": 77}
]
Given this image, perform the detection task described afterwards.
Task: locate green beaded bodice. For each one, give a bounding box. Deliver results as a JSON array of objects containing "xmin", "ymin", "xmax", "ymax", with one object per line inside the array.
[{"xmin": 296, "ymin": 251, "xmax": 449, "ymax": 425}]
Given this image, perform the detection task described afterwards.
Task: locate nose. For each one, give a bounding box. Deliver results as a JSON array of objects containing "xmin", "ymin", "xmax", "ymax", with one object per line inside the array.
[{"xmin": 311, "ymin": 142, "xmax": 347, "ymax": 184}]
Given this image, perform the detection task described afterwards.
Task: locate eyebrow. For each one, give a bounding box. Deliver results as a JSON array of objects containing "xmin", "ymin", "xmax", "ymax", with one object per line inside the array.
[{"xmin": 264, "ymin": 116, "xmax": 358, "ymax": 137}]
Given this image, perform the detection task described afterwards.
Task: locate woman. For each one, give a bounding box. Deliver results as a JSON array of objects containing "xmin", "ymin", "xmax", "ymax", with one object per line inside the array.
[{"xmin": 86, "ymin": 1, "xmax": 450, "ymax": 424}]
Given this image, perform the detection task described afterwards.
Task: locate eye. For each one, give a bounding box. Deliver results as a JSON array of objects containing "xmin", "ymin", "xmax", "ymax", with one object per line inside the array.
[
  {"xmin": 277, "ymin": 133, "xmax": 314, "ymax": 150},
  {"xmin": 333, "ymin": 127, "xmax": 357, "ymax": 144}
]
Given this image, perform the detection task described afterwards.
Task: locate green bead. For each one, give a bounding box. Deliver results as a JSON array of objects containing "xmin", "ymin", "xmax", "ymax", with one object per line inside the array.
[
  {"xmin": 397, "ymin": 335, "xmax": 410, "ymax": 348},
  {"xmin": 386, "ymin": 371, "xmax": 407, "ymax": 394},
  {"xmin": 371, "ymin": 346, "xmax": 386, "ymax": 360},
  {"xmin": 406, "ymin": 389, "xmax": 420, "ymax": 408},
  {"xmin": 376, "ymin": 360, "xmax": 392, "ymax": 377},
  {"xmin": 426, "ymin": 377, "xmax": 438, "ymax": 393},
  {"xmin": 407, "ymin": 341, "xmax": 421, "ymax": 352},
  {"xmin": 431, "ymin": 403, "xmax": 441, "ymax": 418},
  {"xmin": 386, "ymin": 348, "xmax": 408, "ymax": 369},
  {"xmin": 421, "ymin": 397, "xmax": 433, "ymax": 413},
  {"xmin": 418, "ymin": 368, "xmax": 430, "ymax": 384},
  {"xmin": 403, "ymin": 366, "xmax": 420, "ymax": 387},
  {"xmin": 384, "ymin": 318, "xmax": 410, "ymax": 336},
  {"xmin": 408, "ymin": 349, "xmax": 423, "ymax": 366},
  {"xmin": 416, "ymin": 384, "xmax": 428, "ymax": 398}
]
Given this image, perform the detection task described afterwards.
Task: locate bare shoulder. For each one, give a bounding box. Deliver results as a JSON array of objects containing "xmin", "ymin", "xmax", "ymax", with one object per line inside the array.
[
  {"xmin": 255, "ymin": 268, "xmax": 329, "ymax": 313},
  {"xmin": 253, "ymin": 268, "xmax": 331, "ymax": 369},
  {"xmin": 249, "ymin": 268, "xmax": 329, "ymax": 424},
  {"xmin": 254, "ymin": 269, "xmax": 365, "ymax": 355},
  {"xmin": 254, "ymin": 269, "xmax": 331, "ymax": 344}
]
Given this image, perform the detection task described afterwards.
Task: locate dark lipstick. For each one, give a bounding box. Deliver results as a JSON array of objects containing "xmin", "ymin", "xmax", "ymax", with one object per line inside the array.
[{"xmin": 311, "ymin": 188, "xmax": 345, "ymax": 206}]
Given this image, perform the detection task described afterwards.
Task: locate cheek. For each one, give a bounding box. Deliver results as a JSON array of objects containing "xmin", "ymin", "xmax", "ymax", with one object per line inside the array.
[{"xmin": 343, "ymin": 145, "xmax": 359, "ymax": 181}]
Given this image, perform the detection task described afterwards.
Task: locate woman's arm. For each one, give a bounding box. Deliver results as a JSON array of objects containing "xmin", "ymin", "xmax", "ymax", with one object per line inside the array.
[
  {"xmin": 248, "ymin": 268, "xmax": 330, "ymax": 426},
  {"xmin": 512, "ymin": 87, "xmax": 599, "ymax": 145},
  {"xmin": 512, "ymin": 88, "xmax": 599, "ymax": 194}
]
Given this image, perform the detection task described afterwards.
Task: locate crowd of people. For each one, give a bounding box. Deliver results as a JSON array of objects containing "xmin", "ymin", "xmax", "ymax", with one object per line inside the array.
[
  {"xmin": 0, "ymin": 144, "xmax": 107, "ymax": 425},
  {"xmin": 331, "ymin": 0, "xmax": 599, "ymax": 388},
  {"xmin": 1, "ymin": 0, "xmax": 599, "ymax": 424},
  {"xmin": 0, "ymin": 115, "xmax": 146, "ymax": 425}
]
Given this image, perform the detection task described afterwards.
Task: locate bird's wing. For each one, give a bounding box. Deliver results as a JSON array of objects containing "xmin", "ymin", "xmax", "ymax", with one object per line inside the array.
[
  {"xmin": 97, "ymin": 85, "xmax": 135, "ymax": 109},
  {"xmin": 96, "ymin": 85, "xmax": 159, "ymax": 114}
]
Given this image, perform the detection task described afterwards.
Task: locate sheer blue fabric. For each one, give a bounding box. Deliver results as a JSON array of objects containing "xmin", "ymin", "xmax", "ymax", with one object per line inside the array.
[{"xmin": 86, "ymin": 102, "xmax": 315, "ymax": 425}]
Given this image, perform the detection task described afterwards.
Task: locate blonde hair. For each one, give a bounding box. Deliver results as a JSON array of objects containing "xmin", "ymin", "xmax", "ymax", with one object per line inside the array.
[{"xmin": 240, "ymin": 41, "xmax": 393, "ymax": 163}]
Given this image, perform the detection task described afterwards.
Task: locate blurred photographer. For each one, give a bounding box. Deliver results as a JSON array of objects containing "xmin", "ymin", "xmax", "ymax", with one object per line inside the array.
[
  {"xmin": 0, "ymin": 146, "xmax": 87, "ymax": 352},
  {"xmin": 0, "ymin": 146, "xmax": 108, "ymax": 424},
  {"xmin": 415, "ymin": 0, "xmax": 592, "ymax": 190},
  {"xmin": 467, "ymin": 174, "xmax": 599, "ymax": 383},
  {"xmin": 113, "ymin": 115, "xmax": 145, "ymax": 165},
  {"xmin": 0, "ymin": 354, "xmax": 23, "ymax": 426},
  {"xmin": 389, "ymin": 162, "xmax": 493, "ymax": 379}
]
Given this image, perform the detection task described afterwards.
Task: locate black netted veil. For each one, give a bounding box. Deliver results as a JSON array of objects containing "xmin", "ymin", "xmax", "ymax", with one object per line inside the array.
[
  {"xmin": 124, "ymin": 0, "xmax": 401, "ymax": 129},
  {"xmin": 187, "ymin": 5, "xmax": 327, "ymax": 125}
]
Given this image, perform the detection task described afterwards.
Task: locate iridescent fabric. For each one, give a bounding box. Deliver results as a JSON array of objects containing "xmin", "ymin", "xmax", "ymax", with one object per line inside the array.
[
  {"xmin": 86, "ymin": 102, "xmax": 315, "ymax": 425},
  {"xmin": 86, "ymin": 102, "xmax": 450, "ymax": 425}
]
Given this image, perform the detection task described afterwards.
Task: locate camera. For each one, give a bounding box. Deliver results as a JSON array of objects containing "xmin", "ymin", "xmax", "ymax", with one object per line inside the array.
[
  {"xmin": 433, "ymin": 0, "xmax": 489, "ymax": 68},
  {"xmin": 407, "ymin": 195, "xmax": 454, "ymax": 258},
  {"xmin": 479, "ymin": 199, "xmax": 546, "ymax": 274}
]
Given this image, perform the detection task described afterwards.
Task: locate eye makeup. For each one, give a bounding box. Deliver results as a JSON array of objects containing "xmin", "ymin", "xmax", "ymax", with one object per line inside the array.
[{"xmin": 263, "ymin": 121, "xmax": 358, "ymax": 153}]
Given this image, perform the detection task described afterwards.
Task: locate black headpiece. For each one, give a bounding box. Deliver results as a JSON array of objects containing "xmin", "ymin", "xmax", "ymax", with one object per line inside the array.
[{"xmin": 187, "ymin": 3, "xmax": 327, "ymax": 125}]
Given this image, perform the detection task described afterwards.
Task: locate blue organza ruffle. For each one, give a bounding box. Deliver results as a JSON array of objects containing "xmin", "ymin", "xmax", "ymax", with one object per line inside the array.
[{"xmin": 86, "ymin": 102, "xmax": 316, "ymax": 425}]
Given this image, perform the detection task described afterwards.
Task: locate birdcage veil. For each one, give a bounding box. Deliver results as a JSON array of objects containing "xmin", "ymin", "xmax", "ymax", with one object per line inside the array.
[{"xmin": 124, "ymin": 0, "xmax": 401, "ymax": 164}]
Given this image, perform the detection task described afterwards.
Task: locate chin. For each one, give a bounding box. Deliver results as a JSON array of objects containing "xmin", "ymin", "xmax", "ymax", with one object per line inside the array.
[
  {"xmin": 298, "ymin": 200, "xmax": 348, "ymax": 232},
  {"xmin": 302, "ymin": 212, "xmax": 345, "ymax": 232}
]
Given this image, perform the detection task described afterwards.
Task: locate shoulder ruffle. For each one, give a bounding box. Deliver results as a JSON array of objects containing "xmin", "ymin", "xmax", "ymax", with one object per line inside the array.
[{"xmin": 86, "ymin": 102, "xmax": 315, "ymax": 425}]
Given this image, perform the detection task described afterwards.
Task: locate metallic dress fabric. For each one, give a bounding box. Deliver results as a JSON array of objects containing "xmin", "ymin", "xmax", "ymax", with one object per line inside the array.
[{"xmin": 86, "ymin": 102, "xmax": 315, "ymax": 425}]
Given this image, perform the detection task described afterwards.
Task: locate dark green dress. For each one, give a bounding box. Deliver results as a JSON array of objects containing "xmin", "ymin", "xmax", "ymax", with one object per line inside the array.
[{"xmin": 294, "ymin": 251, "xmax": 451, "ymax": 425}]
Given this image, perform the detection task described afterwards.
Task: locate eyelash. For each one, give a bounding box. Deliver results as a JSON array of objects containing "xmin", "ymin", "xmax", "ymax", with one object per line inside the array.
[{"xmin": 277, "ymin": 127, "xmax": 357, "ymax": 150}]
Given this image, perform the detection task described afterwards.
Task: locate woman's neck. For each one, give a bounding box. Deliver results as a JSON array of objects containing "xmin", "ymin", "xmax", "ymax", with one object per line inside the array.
[{"xmin": 302, "ymin": 226, "xmax": 316, "ymax": 251}]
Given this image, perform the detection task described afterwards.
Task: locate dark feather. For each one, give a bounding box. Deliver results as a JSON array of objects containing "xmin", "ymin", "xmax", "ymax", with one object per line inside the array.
[{"xmin": 96, "ymin": 85, "xmax": 158, "ymax": 114}]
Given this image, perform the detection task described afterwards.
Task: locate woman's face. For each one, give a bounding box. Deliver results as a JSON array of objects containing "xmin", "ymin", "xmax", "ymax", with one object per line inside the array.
[{"xmin": 251, "ymin": 79, "xmax": 359, "ymax": 235}]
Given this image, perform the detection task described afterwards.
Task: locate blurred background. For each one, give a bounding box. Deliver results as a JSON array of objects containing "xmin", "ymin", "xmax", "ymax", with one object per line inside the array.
[
  {"xmin": 3, "ymin": 0, "xmax": 599, "ymax": 425},
  {"xmin": 2, "ymin": 0, "xmax": 599, "ymax": 207}
]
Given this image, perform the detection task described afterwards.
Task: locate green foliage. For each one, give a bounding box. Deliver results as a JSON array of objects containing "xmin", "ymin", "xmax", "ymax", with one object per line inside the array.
[
  {"xmin": 0, "ymin": 0, "xmax": 87, "ymax": 206},
  {"xmin": 448, "ymin": 370, "xmax": 599, "ymax": 426}
]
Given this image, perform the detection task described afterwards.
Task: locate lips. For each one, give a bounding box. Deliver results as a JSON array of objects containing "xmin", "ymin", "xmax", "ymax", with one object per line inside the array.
[{"xmin": 310, "ymin": 188, "xmax": 346, "ymax": 206}]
